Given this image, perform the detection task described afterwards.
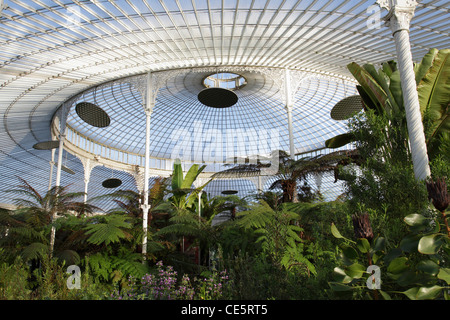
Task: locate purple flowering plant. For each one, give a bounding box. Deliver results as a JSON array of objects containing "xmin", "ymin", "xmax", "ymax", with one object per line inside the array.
[{"xmin": 110, "ymin": 261, "xmax": 230, "ymax": 300}]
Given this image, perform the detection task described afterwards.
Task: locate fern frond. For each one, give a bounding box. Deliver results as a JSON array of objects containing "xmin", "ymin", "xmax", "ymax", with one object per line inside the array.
[
  {"xmin": 56, "ymin": 249, "xmax": 81, "ymax": 266},
  {"xmin": 84, "ymin": 214, "xmax": 132, "ymax": 245},
  {"xmin": 110, "ymin": 253, "xmax": 149, "ymax": 278},
  {"xmin": 21, "ymin": 242, "xmax": 48, "ymax": 261},
  {"xmin": 86, "ymin": 253, "xmax": 113, "ymax": 282}
]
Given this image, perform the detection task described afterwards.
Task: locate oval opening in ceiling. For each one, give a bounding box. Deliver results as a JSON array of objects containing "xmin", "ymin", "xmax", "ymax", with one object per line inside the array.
[{"xmin": 75, "ymin": 102, "xmax": 111, "ymax": 128}]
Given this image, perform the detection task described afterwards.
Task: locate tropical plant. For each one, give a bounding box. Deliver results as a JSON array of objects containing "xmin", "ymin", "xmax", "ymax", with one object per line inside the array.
[
  {"xmin": 214, "ymin": 150, "xmax": 354, "ymax": 203},
  {"xmin": 329, "ymin": 177, "xmax": 449, "ymax": 300},
  {"xmin": 329, "ymin": 209, "xmax": 450, "ymax": 300},
  {"xmin": 1, "ymin": 177, "xmax": 98, "ymax": 263},
  {"xmin": 235, "ymin": 193, "xmax": 316, "ymax": 276},
  {"xmin": 326, "ymin": 48, "xmax": 449, "ymax": 163}
]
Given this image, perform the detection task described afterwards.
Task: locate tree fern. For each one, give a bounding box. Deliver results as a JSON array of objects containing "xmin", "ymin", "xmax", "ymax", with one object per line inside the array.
[
  {"xmin": 281, "ymin": 243, "xmax": 317, "ymax": 276},
  {"xmin": 85, "ymin": 252, "xmax": 113, "ymax": 282},
  {"xmin": 110, "ymin": 252, "xmax": 148, "ymax": 278},
  {"xmin": 84, "ymin": 214, "xmax": 132, "ymax": 246},
  {"xmin": 21, "ymin": 242, "xmax": 49, "ymax": 261}
]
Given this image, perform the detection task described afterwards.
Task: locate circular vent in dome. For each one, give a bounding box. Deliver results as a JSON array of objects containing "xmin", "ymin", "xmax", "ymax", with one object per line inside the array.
[
  {"xmin": 33, "ymin": 140, "xmax": 60, "ymax": 150},
  {"xmin": 102, "ymin": 178, "xmax": 122, "ymax": 188},
  {"xmin": 222, "ymin": 190, "xmax": 238, "ymax": 195},
  {"xmin": 198, "ymin": 87, "xmax": 238, "ymax": 108},
  {"xmin": 75, "ymin": 102, "xmax": 111, "ymax": 128},
  {"xmin": 330, "ymin": 95, "xmax": 364, "ymax": 120}
]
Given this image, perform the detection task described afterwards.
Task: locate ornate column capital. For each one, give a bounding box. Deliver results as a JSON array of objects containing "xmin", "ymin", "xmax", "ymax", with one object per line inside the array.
[{"xmin": 377, "ymin": 0, "xmax": 418, "ymax": 34}]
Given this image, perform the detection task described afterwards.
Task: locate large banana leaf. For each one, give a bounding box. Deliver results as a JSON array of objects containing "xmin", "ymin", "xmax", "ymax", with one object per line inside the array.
[
  {"xmin": 171, "ymin": 161, "xmax": 206, "ymax": 192},
  {"xmin": 181, "ymin": 163, "xmax": 206, "ymax": 189},
  {"xmin": 171, "ymin": 160, "xmax": 184, "ymax": 192},
  {"xmin": 417, "ymin": 49, "xmax": 450, "ymax": 160},
  {"xmin": 363, "ymin": 63, "xmax": 397, "ymax": 114},
  {"xmin": 325, "ymin": 133, "xmax": 355, "ymax": 149},
  {"xmin": 347, "ymin": 62, "xmax": 388, "ymax": 115},
  {"xmin": 414, "ymin": 48, "xmax": 439, "ymax": 85}
]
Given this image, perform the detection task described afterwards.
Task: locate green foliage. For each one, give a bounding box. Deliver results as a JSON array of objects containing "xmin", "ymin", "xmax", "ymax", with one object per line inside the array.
[
  {"xmin": 0, "ymin": 255, "xmax": 32, "ymax": 300},
  {"xmin": 329, "ymin": 214, "xmax": 450, "ymax": 300},
  {"xmin": 84, "ymin": 214, "xmax": 132, "ymax": 246},
  {"xmin": 235, "ymin": 198, "xmax": 316, "ymax": 276},
  {"xmin": 340, "ymin": 110, "xmax": 430, "ymax": 242},
  {"xmin": 326, "ymin": 48, "xmax": 450, "ymax": 163}
]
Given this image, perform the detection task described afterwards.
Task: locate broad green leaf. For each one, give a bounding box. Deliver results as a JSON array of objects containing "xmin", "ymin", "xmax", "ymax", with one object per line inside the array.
[
  {"xmin": 396, "ymin": 270, "xmax": 417, "ymax": 287},
  {"xmin": 417, "ymin": 49, "xmax": 450, "ymax": 159},
  {"xmin": 387, "ymin": 257, "xmax": 408, "ymax": 274},
  {"xmin": 437, "ymin": 268, "xmax": 450, "ymax": 285},
  {"xmin": 333, "ymin": 267, "xmax": 353, "ymax": 284},
  {"xmin": 345, "ymin": 263, "xmax": 366, "ymax": 279},
  {"xmin": 329, "ymin": 282, "xmax": 354, "ymax": 292},
  {"xmin": 341, "ymin": 244, "xmax": 358, "ymax": 260},
  {"xmin": 400, "ymin": 234, "xmax": 421, "ymax": 252},
  {"xmin": 171, "ymin": 160, "xmax": 184, "ymax": 191},
  {"xmin": 418, "ymin": 233, "xmax": 445, "ymax": 255},
  {"xmin": 181, "ymin": 164, "xmax": 205, "ymax": 189},
  {"xmin": 325, "ymin": 133, "xmax": 355, "ymax": 149},
  {"xmin": 356, "ymin": 238, "xmax": 371, "ymax": 253},
  {"xmin": 414, "ymin": 48, "xmax": 439, "ymax": 85},
  {"xmin": 404, "ymin": 213, "xmax": 427, "ymax": 227},
  {"xmin": 402, "ymin": 287, "xmax": 419, "ymax": 300},
  {"xmin": 416, "ymin": 286, "xmax": 443, "ymax": 300},
  {"xmin": 373, "ymin": 237, "xmax": 386, "ymax": 251},
  {"xmin": 379, "ymin": 290, "xmax": 392, "ymax": 300},
  {"xmin": 417, "ymin": 260, "xmax": 440, "ymax": 276},
  {"xmin": 356, "ymin": 85, "xmax": 376, "ymax": 111},
  {"xmin": 365, "ymin": 63, "xmax": 397, "ymax": 114},
  {"xmin": 331, "ymin": 223, "xmax": 344, "ymax": 239},
  {"xmin": 388, "ymin": 70, "xmax": 403, "ymax": 113},
  {"xmin": 348, "ymin": 62, "xmax": 388, "ymax": 115},
  {"xmin": 331, "ymin": 223, "xmax": 353, "ymax": 243},
  {"xmin": 417, "ymin": 48, "xmax": 450, "ymax": 117}
]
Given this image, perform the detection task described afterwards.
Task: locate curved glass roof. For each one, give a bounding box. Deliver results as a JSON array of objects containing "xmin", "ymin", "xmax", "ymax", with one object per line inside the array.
[
  {"xmin": 66, "ymin": 69, "xmax": 357, "ymax": 162},
  {"xmin": 0, "ymin": 0, "xmax": 449, "ymax": 210}
]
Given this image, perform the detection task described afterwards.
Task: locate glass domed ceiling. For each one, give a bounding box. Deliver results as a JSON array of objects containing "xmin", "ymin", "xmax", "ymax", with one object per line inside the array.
[{"xmin": 65, "ymin": 69, "xmax": 358, "ymax": 166}]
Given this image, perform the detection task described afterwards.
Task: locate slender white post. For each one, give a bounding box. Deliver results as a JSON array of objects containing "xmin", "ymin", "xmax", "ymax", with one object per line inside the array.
[
  {"xmin": 83, "ymin": 158, "xmax": 91, "ymax": 205},
  {"xmin": 377, "ymin": 0, "xmax": 430, "ymax": 180},
  {"xmin": 51, "ymin": 104, "xmax": 68, "ymax": 257},
  {"xmin": 284, "ymin": 68, "xmax": 298, "ymax": 202},
  {"xmin": 55, "ymin": 131, "xmax": 65, "ymax": 188},
  {"xmin": 142, "ymin": 72, "xmax": 154, "ymax": 261},
  {"xmin": 285, "ymin": 68, "xmax": 296, "ymax": 159},
  {"xmin": 198, "ymin": 190, "xmax": 202, "ymax": 266},
  {"xmin": 48, "ymin": 148, "xmax": 55, "ymax": 191}
]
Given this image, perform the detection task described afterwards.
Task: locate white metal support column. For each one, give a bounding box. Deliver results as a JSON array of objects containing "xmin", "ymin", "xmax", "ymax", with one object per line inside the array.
[
  {"xmin": 284, "ymin": 68, "xmax": 296, "ymax": 159},
  {"xmin": 79, "ymin": 157, "xmax": 99, "ymax": 205},
  {"xmin": 142, "ymin": 72, "xmax": 155, "ymax": 262},
  {"xmin": 48, "ymin": 148, "xmax": 56, "ymax": 191},
  {"xmin": 51, "ymin": 102, "xmax": 69, "ymax": 256},
  {"xmin": 284, "ymin": 68, "xmax": 298, "ymax": 202},
  {"xmin": 377, "ymin": 0, "xmax": 431, "ymax": 180}
]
